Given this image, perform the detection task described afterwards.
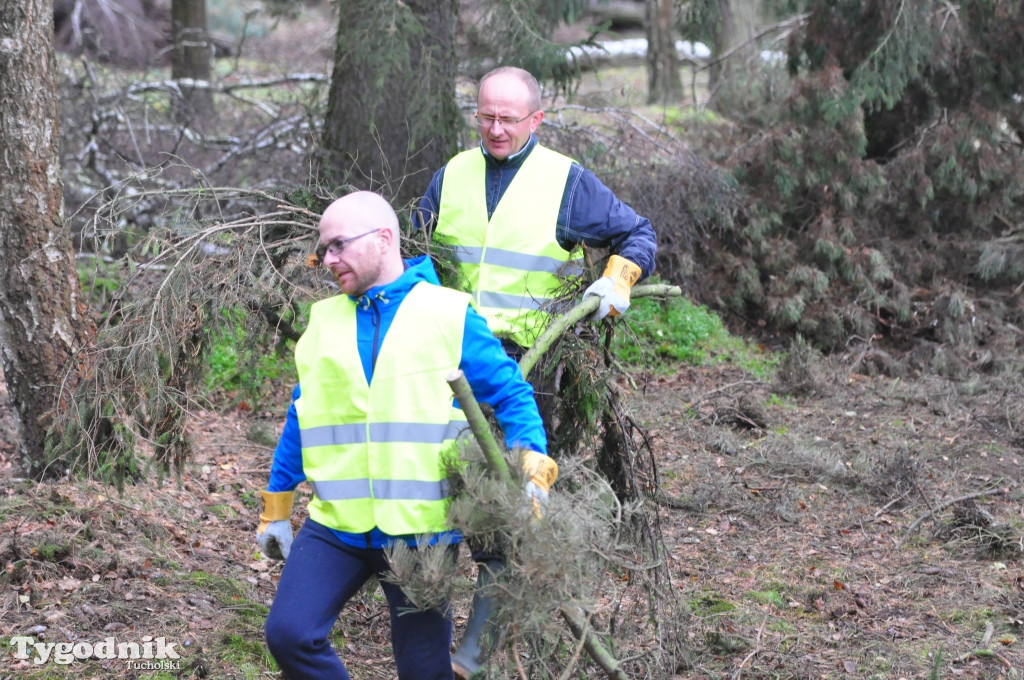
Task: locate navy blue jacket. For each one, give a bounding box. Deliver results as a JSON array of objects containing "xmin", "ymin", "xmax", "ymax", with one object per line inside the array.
[{"xmin": 414, "ymin": 136, "xmax": 658, "ymax": 278}]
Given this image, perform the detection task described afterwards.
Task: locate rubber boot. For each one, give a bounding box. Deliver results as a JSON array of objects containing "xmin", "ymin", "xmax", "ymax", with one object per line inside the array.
[{"xmin": 451, "ymin": 559, "xmax": 506, "ymax": 679}]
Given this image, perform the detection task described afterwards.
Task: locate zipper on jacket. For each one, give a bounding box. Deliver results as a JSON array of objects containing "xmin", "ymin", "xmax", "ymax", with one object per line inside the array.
[{"xmin": 369, "ymin": 292, "xmax": 388, "ymax": 374}]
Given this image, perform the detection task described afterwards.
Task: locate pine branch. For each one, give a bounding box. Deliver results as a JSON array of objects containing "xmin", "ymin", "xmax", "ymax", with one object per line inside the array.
[
  {"xmin": 896, "ymin": 486, "xmax": 1007, "ymax": 549},
  {"xmin": 519, "ymin": 283, "xmax": 683, "ymax": 380},
  {"xmin": 446, "ymin": 370, "xmax": 510, "ymax": 482},
  {"xmin": 698, "ymin": 12, "xmax": 810, "ymax": 72},
  {"xmin": 244, "ymin": 300, "xmax": 302, "ymax": 342},
  {"xmin": 446, "ymin": 370, "xmax": 629, "ymax": 680}
]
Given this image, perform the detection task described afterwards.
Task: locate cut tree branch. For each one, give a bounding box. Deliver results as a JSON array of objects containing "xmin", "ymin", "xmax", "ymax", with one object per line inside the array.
[
  {"xmin": 519, "ymin": 283, "xmax": 683, "ymax": 380},
  {"xmin": 446, "ymin": 370, "xmax": 509, "ymax": 483},
  {"xmin": 446, "ymin": 370, "xmax": 629, "ymax": 680}
]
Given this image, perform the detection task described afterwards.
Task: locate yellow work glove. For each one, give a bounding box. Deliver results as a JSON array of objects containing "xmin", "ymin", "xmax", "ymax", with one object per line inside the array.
[
  {"xmin": 521, "ymin": 450, "xmax": 558, "ymax": 518},
  {"xmin": 581, "ymin": 254, "xmax": 642, "ymax": 321},
  {"xmin": 256, "ymin": 490, "xmax": 295, "ymax": 560}
]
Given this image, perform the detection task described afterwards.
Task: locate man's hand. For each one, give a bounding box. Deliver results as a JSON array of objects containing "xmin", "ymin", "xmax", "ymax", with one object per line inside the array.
[
  {"xmin": 256, "ymin": 490, "xmax": 295, "ymax": 560},
  {"xmin": 521, "ymin": 451, "xmax": 558, "ymax": 518},
  {"xmin": 582, "ymin": 255, "xmax": 642, "ymax": 321},
  {"xmin": 257, "ymin": 520, "xmax": 294, "ymax": 560}
]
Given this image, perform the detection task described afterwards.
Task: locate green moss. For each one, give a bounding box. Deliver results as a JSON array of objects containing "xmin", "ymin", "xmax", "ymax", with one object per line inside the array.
[
  {"xmin": 612, "ymin": 284, "xmax": 778, "ymax": 378},
  {"xmin": 186, "ymin": 570, "xmax": 246, "ymax": 602},
  {"xmin": 207, "ymin": 504, "xmax": 237, "ymax": 520},
  {"xmin": 749, "ymin": 589, "xmax": 787, "ymax": 609},
  {"xmin": 35, "ymin": 541, "xmax": 73, "ymax": 563},
  {"xmin": 689, "ymin": 592, "xmax": 737, "ymax": 616}
]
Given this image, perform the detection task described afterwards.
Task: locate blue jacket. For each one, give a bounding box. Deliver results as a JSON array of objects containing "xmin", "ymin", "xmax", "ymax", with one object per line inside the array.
[
  {"xmin": 267, "ymin": 255, "xmax": 547, "ymax": 548},
  {"xmin": 414, "ymin": 136, "xmax": 658, "ymax": 278}
]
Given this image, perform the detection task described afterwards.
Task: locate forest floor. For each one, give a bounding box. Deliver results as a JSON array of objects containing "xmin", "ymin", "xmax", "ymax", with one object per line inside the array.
[
  {"xmin": 2, "ymin": 4, "xmax": 1024, "ymax": 679},
  {"xmin": 1, "ymin": 348, "xmax": 1022, "ymax": 679}
]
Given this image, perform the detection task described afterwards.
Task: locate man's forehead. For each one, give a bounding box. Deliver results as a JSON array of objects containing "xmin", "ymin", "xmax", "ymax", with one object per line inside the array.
[
  {"xmin": 480, "ymin": 75, "xmax": 529, "ymax": 98},
  {"xmin": 318, "ymin": 217, "xmax": 357, "ymax": 241}
]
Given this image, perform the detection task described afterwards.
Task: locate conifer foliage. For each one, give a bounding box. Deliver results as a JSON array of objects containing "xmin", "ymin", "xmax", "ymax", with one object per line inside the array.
[{"xmin": 696, "ymin": 0, "xmax": 1024, "ymax": 372}]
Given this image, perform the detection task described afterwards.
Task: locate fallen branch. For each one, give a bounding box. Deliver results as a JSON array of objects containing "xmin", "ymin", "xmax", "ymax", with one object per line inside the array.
[
  {"xmin": 519, "ymin": 283, "xmax": 683, "ymax": 380},
  {"xmin": 896, "ymin": 487, "xmax": 1007, "ymax": 549},
  {"xmin": 560, "ymin": 606, "xmax": 629, "ymax": 680}
]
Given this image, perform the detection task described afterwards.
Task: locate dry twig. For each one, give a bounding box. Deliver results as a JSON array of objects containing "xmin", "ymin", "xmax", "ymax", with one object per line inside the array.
[{"xmin": 897, "ymin": 487, "xmax": 1007, "ymax": 548}]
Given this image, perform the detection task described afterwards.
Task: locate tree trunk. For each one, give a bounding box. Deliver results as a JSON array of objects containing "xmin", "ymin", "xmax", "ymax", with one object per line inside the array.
[
  {"xmin": 0, "ymin": 0, "xmax": 93, "ymax": 476},
  {"xmin": 171, "ymin": 0, "xmax": 213, "ymax": 125},
  {"xmin": 709, "ymin": 0, "xmax": 759, "ymax": 100},
  {"xmin": 321, "ymin": 0, "xmax": 460, "ymax": 207},
  {"xmin": 646, "ymin": 0, "xmax": 683, "ymax": 104}
]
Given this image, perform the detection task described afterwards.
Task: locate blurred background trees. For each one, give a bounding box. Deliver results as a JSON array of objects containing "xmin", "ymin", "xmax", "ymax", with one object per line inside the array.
[
  {"xmin": 706, "ymin": 0, "xmax": 1024, "ymax": 363},
  {"xmin": 319, "ymin": 0, "xmax": 460, "ymax": 206}
]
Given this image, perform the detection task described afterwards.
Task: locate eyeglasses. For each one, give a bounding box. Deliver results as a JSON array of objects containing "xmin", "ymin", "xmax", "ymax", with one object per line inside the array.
[
  {"xmin": 314, "ymin": 228, "xmax": 381, "ymax": 263},
  {"xmin": 474, "ymin": 111, "xmax": 537, "ymax": 128}
]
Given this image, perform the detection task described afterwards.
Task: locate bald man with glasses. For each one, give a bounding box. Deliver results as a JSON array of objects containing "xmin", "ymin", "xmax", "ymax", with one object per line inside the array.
[
  {"xmin": 256, "ymin": 192, "xmax": 553, "ymax": 680},
  {"xmin": 414, "ymin": 66, "xmax": 658, "ymax": 358}
]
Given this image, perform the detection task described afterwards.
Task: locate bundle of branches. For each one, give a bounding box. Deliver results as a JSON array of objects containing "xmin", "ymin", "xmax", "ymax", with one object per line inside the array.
[
  {"xmin": 383, "ymin": 241, "xmax": 690, "ymax": 677},
  {"xmin": 387, "ymin": 440, "xmax": 690, "ymax": 680},
  {"xmin": 46, "ymin": 178, "xmax": 334, "ymax": 486},
  {"xmin": 521, "ymin": 258, "xmax": 680, "ymax": 556},
  {"xmin": 406, "ymin": 230, "xmax": 678, "ymax": 523}
]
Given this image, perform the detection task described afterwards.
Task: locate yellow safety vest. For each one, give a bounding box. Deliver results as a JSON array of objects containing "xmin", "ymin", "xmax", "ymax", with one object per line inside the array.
[
  {"xmin": 435, "ymin": 145, "xmax": 584, "ymax": 347},
  {"xmin": 294, "ymin": 282, "xmax": 470, "ymax": 535}
]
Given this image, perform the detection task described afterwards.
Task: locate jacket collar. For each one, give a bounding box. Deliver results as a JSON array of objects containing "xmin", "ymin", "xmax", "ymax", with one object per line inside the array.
[
  {"xmin": 480, "ymin": 135, "xmax": 537, "ymax": 169},
  {"xmin": 351, "ymin": 255, "xmax": 440, "ymax": 308}
]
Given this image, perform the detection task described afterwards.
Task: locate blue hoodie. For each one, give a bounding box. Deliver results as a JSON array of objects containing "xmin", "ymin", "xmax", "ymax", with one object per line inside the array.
[{"xmin": 267, "ymin": 255, "xmax": 547, "ymax": 548}]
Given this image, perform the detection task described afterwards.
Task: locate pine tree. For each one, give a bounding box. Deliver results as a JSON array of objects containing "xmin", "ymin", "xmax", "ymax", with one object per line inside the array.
[{"xmin": 698, "ymin": 0, "xmax": 1024, "ymax": 363}]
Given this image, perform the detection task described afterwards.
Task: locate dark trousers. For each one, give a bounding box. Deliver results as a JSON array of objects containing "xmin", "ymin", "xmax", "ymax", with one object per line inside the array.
[{"xmin": 265, "ymin": 518, "xmax": 454, "ymax": 680}]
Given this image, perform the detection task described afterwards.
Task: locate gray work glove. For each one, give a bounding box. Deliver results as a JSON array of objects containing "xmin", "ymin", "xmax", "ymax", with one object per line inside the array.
[
  {"xmin": 257, "ymin": 490, "xmax": 294, "ymax": 560},
  {"xmin": 257, "ymin": 520, "xmax": 293, "ymax": 560}
]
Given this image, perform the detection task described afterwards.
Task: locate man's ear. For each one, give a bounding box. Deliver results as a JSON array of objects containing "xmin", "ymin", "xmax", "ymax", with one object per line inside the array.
[
  {"xmin": 378, "ymin": 225, "xmax": 396, "ymax": 251},
  {"xmin": 529, "ymin": 110, "xmax": 545, "ymax": 133}
]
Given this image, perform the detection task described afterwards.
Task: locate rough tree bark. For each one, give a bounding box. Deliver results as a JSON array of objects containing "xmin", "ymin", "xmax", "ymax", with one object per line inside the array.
[
  {"xmin": 321, "ymin": 0, "xmax": 460, "ymax": 206},
  {"xmin": 171, "ymin": 0, "xmax": 213, "ymax": 124},
  {"xmin": 0, "ymin": 0, "xmax": 93, "ymax": 475},
  {"xmin": 646, "ymin": 0, "xmax": 683, "ymax": 104}
]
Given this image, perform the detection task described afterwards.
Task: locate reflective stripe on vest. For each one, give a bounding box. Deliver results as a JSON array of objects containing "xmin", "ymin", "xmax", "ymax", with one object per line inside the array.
[
  {"xmin": 300, "ymin": 421, "xmax": 470, "ymax": 448},
  {"xmin": 449, "ymin": 246, "xmax": 585, "ymax": 278},
  {"xmin": 294, "ymin": 282, "xmax": 470, "ymax": 536},
  {"xmin": 435, "ymin": 145, "xmax": 583, "ymax": 347},
  {"xmin": 308, "ymin": 478, "xmax": 451, "ymax": 503}
]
